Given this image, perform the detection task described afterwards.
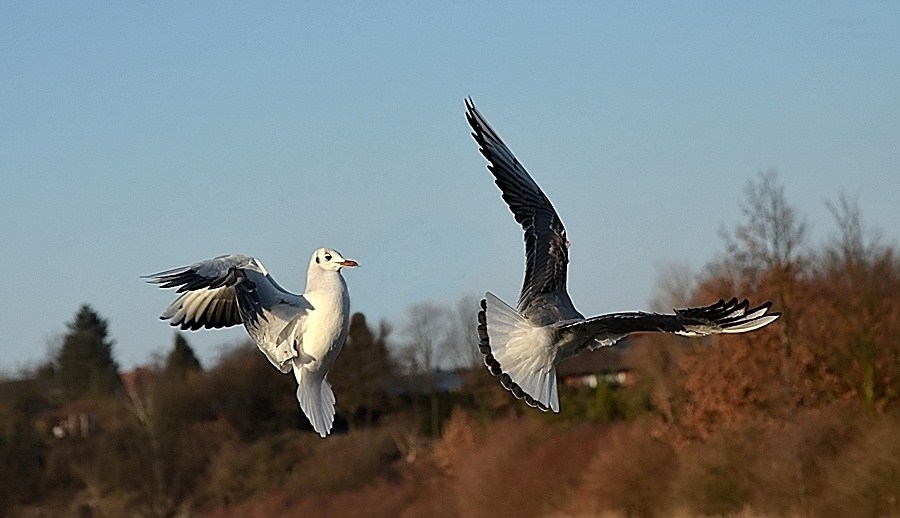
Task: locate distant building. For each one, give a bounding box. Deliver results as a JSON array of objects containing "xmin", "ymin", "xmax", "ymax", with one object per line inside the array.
[
  {"xmin": 50, "ymin": 412, "xmax": 95, "ymax": 439},
  {"xmin": 120, "ymin": 366, "xmax": 157, "ymax": 397},
  {"xmin": 33, "ymin": 403, "xmax": 99, "ymax": 440},
  {"xmin": 383, "ymin": 369, "xmax": 465, "ymax": 396},
  {"xmin": 556, "ymin": 339, "xmax": 634, "ymax": 388}
]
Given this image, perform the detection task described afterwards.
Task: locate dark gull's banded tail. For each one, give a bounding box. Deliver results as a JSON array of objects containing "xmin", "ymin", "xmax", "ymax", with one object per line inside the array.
[{"xmin": 478, "ymin": 293, "xmax": 560, "ymax": 412}]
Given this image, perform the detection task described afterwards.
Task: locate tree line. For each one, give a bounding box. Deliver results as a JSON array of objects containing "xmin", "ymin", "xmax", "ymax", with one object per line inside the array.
[{"xmin": 1, "ymin": 171, "xmax": 897, "ymax": 517}]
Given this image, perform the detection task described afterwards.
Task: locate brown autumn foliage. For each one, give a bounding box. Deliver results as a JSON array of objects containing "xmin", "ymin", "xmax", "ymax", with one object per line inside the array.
[
  {"xmin": 671, "ymin": 235, "xmax": 900, "ymax": 444},
  {"xmin": 432, "ymin": 406, "xmax": 477, "ymax": 476},
  {"xmin": 566, "ymin": 420, "xmax": 678, "ymax": 517},
  {"xmin": 657, "ymin": 178, "xmax": 900, "ymax": 448}
]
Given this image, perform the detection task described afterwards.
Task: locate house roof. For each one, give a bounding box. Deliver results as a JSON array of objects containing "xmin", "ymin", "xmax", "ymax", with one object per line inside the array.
[
  {"xmin": 383, "ymin": 369, "xmax": 465, "ymax": 396},
  {"xmin": 120, "ymin": 366, "xmax": 157, "ymax": 395},
  {"xmin": 556, "ymin": 342, "xmax": 630, "ymax": 378}
]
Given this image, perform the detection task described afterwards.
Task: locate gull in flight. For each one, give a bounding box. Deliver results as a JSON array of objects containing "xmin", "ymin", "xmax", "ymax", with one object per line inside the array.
[
  {"xmin": 145, "ymin": 248, "xmax": 358, "ymax": 437},
  {"xmin": 465, "ymin": 98, "xmax": 780, "ymax": 412}
]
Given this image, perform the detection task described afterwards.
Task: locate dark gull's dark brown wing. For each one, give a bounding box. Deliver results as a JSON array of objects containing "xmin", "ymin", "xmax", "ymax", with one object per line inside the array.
[
  {"xmin": 466, "ymin": 98, "xmax": 570, "ymax": 313},
  {"xmin": 559, "ymin": 297, "xmax": 780, "ymax": 352}
]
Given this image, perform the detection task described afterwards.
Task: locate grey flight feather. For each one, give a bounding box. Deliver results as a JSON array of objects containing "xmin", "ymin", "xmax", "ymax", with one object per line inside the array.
[{"xmin": 143, "ymin": 254, "xmax": 307, "ymax": 331}]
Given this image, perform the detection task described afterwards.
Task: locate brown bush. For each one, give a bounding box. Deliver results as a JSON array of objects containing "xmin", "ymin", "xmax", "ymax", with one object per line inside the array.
[
  {"xmin": 433, "ymin": 406, "xmax": 478, "ymax": 476},
  {"xmin": 674, "ymin": 422, "xmax": 761, "ymax": 515},
  {"xmin": 670, "ymin": 404, "xmax": 872, "ymax": 517},
  {"xmin": 288, "ymin": 427, "xmax": 401, "ymax": 493},
  {"xmin": 203, "ymin": 431, "xmax": 314, "ymax": 507},
  {"xmin": 746, "ymin": 405, "xmax": 857, "ymax": 515},
  {"xmin": 448, "ymin": 417, "xmax": 601, "ymax": 517},
  {"xmin": 206, "ymin": 478, "xmax": 418, "ymax": 518},
  {"xmin": 814, "ymin": 410, "xmax": 900, "ymax": 518},
  {"xmin": 203, "ymin": 426, "xmax": 401, "ymax": 513},
  {"xmin": 567, "ymin": 420, "xmax": 677, "ymax": 517}
]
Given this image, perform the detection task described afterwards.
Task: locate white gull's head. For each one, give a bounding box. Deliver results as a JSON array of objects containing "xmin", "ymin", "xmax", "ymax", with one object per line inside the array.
[{"xmin": 310, "ymin": 247, "xmax": 358, "ymax": 272}]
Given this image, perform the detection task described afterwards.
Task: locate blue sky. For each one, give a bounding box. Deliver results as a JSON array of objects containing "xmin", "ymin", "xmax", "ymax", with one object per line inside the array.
[{"xmin": 2, "ymin": 2, "xmax": 898, "ymax": 371}]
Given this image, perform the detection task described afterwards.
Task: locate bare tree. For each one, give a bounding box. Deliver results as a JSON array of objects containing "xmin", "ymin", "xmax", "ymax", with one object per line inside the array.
[
  {"xmin": 398, "ymin": 302, "xmax": 453, "ymax": 375},
  {"xmin": 396, "ymin": 296, "xmax": 484, "ymax": 374},
  {"xmin": 397, "ymin": 302, "xmax": 455, "ymax": 437},
  {"xmin": 820, "ymin": 193, "xmax": 896, "ymax": 416},
  {"xmin": 121, "ymin": 370, "xmax": 173, "ymax": 516},
  {"xmin": 719, "ymin": 170, "xmax": 808, "ymax": 285},
  {"xmin": 446, "ymin": 295, "xmax": 482, "ymax": 369},
  {"xmin": 650, "ymin": 261, "xmax": 697, "ymax": 312},
  {"xmin": 714, "ymin": 170, "xmax": 808, "ymax": 357},
  {"xmin": 708, "ymin": 171, "xmax": 811, "ymax": 511}
]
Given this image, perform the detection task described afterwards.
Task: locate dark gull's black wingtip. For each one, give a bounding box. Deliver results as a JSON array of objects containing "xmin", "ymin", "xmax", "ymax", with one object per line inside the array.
[
  {"xmin": 465, "ymin": 98, "xmax": 483, "ymax": 142},
  {"xmin": 752, "ymin": 300, "xmax": 774, "ymax": 313}
]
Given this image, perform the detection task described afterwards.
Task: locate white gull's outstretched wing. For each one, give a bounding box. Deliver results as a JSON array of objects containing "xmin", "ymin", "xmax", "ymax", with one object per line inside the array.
[{"xmin": 144, "ymin": 254, "xmax": 312, "ymax": 371}]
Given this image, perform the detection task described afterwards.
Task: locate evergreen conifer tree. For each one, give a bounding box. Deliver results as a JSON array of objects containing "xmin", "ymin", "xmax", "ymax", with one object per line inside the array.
[
  {"xmin": 330, "ymin": 312, "xmax": 394, "ymax": 425},
  {"xmin": 164, "ymin": 333, "xmax": 202, "ymax": 378},
  {"xmin": 56, "ymin": 304, "xmax": 120, "ymax": 399}
]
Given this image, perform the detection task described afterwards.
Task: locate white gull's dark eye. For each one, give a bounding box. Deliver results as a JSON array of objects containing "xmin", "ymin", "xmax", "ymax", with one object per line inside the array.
[{"xmin": 324, "ymin": 253, "xmax": 332, "ymax": 261}]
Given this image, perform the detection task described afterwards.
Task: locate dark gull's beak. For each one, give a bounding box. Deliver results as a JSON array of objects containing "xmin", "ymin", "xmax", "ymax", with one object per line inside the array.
[{"xmin": 339, "ymin": 259, "xmax": 359, "ymax": 268}]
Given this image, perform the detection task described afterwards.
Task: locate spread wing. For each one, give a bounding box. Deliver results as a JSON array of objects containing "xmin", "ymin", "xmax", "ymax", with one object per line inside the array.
[
  {"xmin": 466, "ymin": 98, "xmax": 571, "ymax": 314},
  {"xmin": 144, "ymin": 254, "xmax": 304, "ymax": 331},
  {"xmin": 559, "ymin": 297, "xmax": 780, "ymax": 351}
]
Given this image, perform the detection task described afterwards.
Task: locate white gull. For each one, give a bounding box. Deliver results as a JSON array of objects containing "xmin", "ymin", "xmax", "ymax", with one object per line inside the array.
[{"xmin": 145, "ymin": 247, "xmax": 358, "ymax": 437}]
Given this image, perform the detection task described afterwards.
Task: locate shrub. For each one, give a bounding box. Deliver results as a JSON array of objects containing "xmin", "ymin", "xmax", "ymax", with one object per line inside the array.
[{"xmin": 568, "ymin": 420, "xmax": 677, "ymax": 517}]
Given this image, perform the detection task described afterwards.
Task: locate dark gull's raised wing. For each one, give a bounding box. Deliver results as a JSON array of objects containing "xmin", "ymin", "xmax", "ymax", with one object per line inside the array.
[
  {"xmin": 466, "ymin": 98, "xmax": 570, "ymax": 312},
  {"xmin": 144, "ymin": 254, "xmax": 300, "ymax": 330},
  {"xmin": 559, "ymin": 298, "xmax": 780, "ymax": 351}
]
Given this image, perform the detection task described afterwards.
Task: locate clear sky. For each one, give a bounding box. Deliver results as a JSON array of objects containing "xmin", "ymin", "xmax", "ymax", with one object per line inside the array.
[{"xmin": 2, "ymin": 2, "xmax": 898, "ymax": 372}]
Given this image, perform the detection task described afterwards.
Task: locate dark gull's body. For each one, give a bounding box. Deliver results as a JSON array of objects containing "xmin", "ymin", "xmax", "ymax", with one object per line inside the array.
[{"xmin": 466, "ymin": 98, "xmax": 780, "ymax": 412}]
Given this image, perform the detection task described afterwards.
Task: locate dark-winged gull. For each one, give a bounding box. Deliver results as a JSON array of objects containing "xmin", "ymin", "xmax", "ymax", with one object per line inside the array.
[
  {"xmin": 465, "ymin": 98, "xmax": 780, "ymax": 413},
  {"xmin": 145, "ymin": 248, "xmax": 358, "ymax": 437}
]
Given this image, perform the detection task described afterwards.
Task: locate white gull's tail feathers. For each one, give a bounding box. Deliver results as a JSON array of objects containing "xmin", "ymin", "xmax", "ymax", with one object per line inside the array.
[
  {"xmin": 477, "ymin": 292, "xmax": 559, "ymax": 412},
  {"xmin": 292, "ymin": 362, "xmax": 336, "ymax": 438}
]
